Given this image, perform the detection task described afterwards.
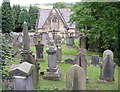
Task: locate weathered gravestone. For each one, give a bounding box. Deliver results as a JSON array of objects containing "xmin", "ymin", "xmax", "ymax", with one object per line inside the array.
[
  {"xmin": 56, "ymin": 44, "xmax": 62, "ymax": 63},
  {"xmin": 35, "ymin": 40, "xmax": 44, "ymax": 62},
  {"xmin": 75, "ymin": 52, "xmax": 88, "ymax": 80},
  {"xmin": 41, "ymin": 32, "xmax": 48, "ymax": 46},
  {"xmin": 98, "ymin": 50, "xmax": 115, "ymax": 82},
  {"xmin": 90, "ymin": 55, "xmax": 99, "ymax": 66},
  {"xmin": 17, "ymin": 33, "xmax": 23, "ymax": 45},
  {"xmin": 66, "ymin": 64, "xmax": 86, "ymax": 90},
  {"xmin": 44, "ymin": 39, "xmax": 61, "ymax": 80},
  {"xmin": 79, "ymin": 36, "xmax": 86, "ymax": 49},
  {"xmin": 8, "ymin": 62, "xmax": 35, "ymax": 90},
  {"xmin": 21, "ymin": 22, "xmax": 40, "ymax": 85},
  {"xmin": 29, "ymin": 35, "xmax": 34, "ymax": 47},
  {"xmin": 66, "ymin": 37, "xmax": 74, "ymax": 46}
]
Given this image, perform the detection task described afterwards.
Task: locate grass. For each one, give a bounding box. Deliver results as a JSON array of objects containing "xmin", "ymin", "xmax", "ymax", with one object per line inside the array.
[
  {"xmin": 37, "ymin": 62, "xmax": 118, "ymax": 90},
  {"xmin": 29, "ymin": 45, "xmax": 118, "ymax": 90}
]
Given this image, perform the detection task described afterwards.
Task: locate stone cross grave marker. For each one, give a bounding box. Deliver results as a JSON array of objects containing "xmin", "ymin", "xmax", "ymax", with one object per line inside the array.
[{"xmin": 66, "ymin": 64, "xmax": 86, "ymax": 90}]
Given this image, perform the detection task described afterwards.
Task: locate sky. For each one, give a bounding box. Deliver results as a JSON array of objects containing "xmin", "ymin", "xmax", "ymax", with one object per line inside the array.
[{"xmin": 0, "ymin": 0, "xmax": 81, "ymax": 6}]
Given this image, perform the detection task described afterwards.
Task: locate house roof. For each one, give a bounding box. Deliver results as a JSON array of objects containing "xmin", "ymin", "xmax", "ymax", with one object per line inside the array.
[{"xmin": 37, "ymin": 8, "xmax": 75, "ymax": 29}]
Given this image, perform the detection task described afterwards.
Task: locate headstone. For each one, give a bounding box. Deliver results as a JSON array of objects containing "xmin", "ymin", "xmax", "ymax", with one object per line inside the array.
[
  {"xmin": 66, "ymin": 64, "xmax": 86, "ymax": 90},
  {"xmin": 29, "ymin": 35, "xmax": 34, "ymax": 46},
  {"xmin": 65, "ymin": 58, "xmax": 75, "ymax": 64},
  {"xmin": 8, "ymin": 62, "xmax": 35, "ymax": 90},
  {"xmin": 66, "ymin": 37, "xmax": 74, "ymax": 46},
  {"xmin": 79, "ymin": 36, "xmax": 86, "ymax": 49},
  {"xmin": 35, "ymin": 41, "xmax": 44, "ymax": 62},
  {"xmin": 98, "ymin": 50, "xmax": 115, "ymax": 82},
  {"xmin": 90, "ymin": 56, "xmax": 99, "ymax": 66},
  {"xmin": 17, "ymin": 33, "xmax": 23, "ymax": 45},
  {"xmin": 22, "ymin": 22, "xmax": 30, "ymax": 50},
  {"xmin": 41, "ymin": 32, "xmax": 48, "ymax": 46},
  {"xmin": 75, "ymin": 52, "xmax": 87, "ymax": 80},
  {"xmin": 21, "ymin": 22, "xmax": 40, "ymax": 85},
  {"xmin": 56, "ymin": 44, "xmax": 62, "ymax": 62},
  {"xmin": 44, "ymin": 39, "xmax": 61, "ymax": 80}
]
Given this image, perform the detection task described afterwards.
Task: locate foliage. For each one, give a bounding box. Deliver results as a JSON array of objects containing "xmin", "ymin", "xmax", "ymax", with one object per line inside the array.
[
  {"xmin": 69, "ymin": 2, "xmax": 120, "ymax": 58},
  {"xmin": 1, "ymin": 0, "xmax": 14, "ymax": 33},
  {"xmin": 28, "ymin": 5, "xmax": 39, "ymax": 30},
  {"xmin": 53, "ymin": 2, "xmax": 67, "ymax": 8},
  {"xmin": 12, "ymin": 4, "xmax": 21, "ymax": 26},
  {"xmin": 18, "ymin": 9, "xmax": 31, "ymax": 30},
  {"xmin": 0, "ymin": 34, "xmax": 14, "ymax": 90}
]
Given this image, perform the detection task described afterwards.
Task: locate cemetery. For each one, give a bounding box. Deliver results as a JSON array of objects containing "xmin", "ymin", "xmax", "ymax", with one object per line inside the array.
[{"xmin": 0, "ymin": 0, "xmax": 120, "ymax": 91}]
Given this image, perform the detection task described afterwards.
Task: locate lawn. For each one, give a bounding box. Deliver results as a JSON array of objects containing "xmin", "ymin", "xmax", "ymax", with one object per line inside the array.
[
  {"xmin": 37, "ymin": 62, "xmax": 118, "ymax": 90},
  {"xmin": 29, "ymin": 45, "xmax": 119, "ymax": 90}
]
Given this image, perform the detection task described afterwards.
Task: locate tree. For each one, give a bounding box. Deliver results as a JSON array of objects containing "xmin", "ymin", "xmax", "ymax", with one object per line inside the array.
[
  {"xmin": 1, "ymin": 0, "xmax": 14, "ymax": 33},
  {"xmin": 18, "ymin": 9, "xmax": 31, "ymax": 30},
  {"xmin": 70, "ymin": 2, "xmax": 120, "ymax": 57},
  {"xmin": 12, "ymin": 4, "xmax": 21, "ymax": 25},
  {"xmin": 53, "ymin": 2, "xmax": 66, "ymax": 8},
  {"xmin": 28, "ymin": 5, "xmax": 39, "ymax": 30}
]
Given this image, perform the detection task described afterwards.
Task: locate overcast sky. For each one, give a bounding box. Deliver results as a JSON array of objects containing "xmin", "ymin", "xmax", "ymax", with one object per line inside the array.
[{"xmin": 0, "ymin": 0, "xmax": 81, "ymax": 6}]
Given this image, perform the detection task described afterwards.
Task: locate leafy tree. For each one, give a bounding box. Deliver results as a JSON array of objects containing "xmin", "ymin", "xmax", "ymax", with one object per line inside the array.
[
  {"xmin": 70, "ymin": 2, "xmax": 120, "ymax": 58},
  {"xmin": 1, "ymin": 0, "xmax": 14, "ymax": 33},
  {"xmin": 18, "ymin": 9, "xmax": 31, "ymax": 30},
  {"xmin": 53, "ymin": 2, "xmax": 67, "ymax": 8},
  {"xmin": 28, "ymin": 5, "xmax": 39, "ymax": 30},
  {"xmin": 12, "ymin": 4, "xmax": 21, "ymax": 25}
]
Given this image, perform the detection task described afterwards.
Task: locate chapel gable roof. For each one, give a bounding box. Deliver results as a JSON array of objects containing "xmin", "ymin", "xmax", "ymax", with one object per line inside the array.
[{"xmin": 37, "ymin": 8, "xmax": 75, "ymax": 29}]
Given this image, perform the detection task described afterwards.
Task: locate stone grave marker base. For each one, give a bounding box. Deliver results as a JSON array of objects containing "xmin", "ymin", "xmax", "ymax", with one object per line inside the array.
[{"xmin": 44, "ymin": 68, "xmax": 61, "ymax": 81}]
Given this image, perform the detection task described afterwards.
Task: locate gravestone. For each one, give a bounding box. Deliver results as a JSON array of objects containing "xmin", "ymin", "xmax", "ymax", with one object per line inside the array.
[
  {"xmin": 79, "ymin": 36, "xmax": 86, "ymax": 49},
  {"xmin": 35, "ymin": 40, "xmax": 44, "ymax": 62},
  {"xmin": 8, "ymin": 62, "xmax": 35, "ymax": 90},
  {"xmin": 98, "ymin": 50, "xmax": 115, "ymax": 82},
  {"xmin": 75, "ymin": 52, "xmax": 87, "ymax": 80},
  {"xmin": 44, "ymin": 39, "xmax": 61, "ymax": 80},
  {"xmin": 22, "ymin": 22, "xmax": 30, "ymax": 50},
  {"xmin": 66, "ymin": 64, "xmax": 86, "ymax": 90},
  {"xmin": 17, "ymin": 33, "xmax": 23, "ymax": 45},
  {"xmin": 66, "ymin": 37, "xmax": 74, "ymax": 46},
  {"xmin": 21, "ymin": 22, "xmax": 40, "ymax": 85},
  {"xmin": 41, "ymin": 32, "xmax": 48, "ymax": 46},
  {"xmin": 56, "ymin": 44, "xmax": 62, "ymax": 62},
  {"xmin": 29, "ymin": 35, "xmax": 34, "ymax": 46},
  {"xmin": 90, "ymin": 56, "xmax": 99, "ymax": 66}
]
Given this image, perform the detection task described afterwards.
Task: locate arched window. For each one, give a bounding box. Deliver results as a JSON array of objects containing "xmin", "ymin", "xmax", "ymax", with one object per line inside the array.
[{"xmin": 52, "ymin": 17, "xmax": 57, "ymax": 22}]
